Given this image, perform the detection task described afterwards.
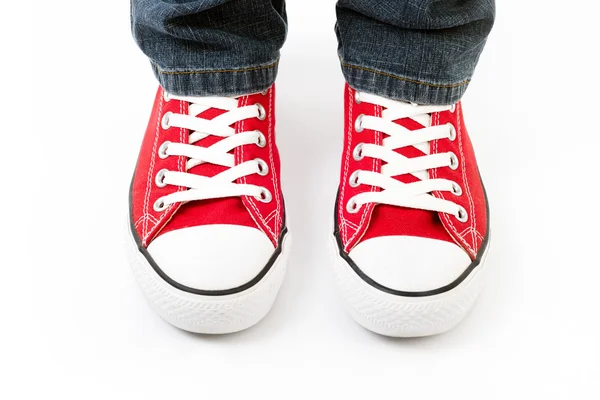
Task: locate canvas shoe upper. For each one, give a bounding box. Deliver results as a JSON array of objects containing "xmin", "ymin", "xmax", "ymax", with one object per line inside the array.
[
  {"xmin": 129, "ymin": 85, "xmax": 286, "ymax": 295},
  {"xmin": 335, "ymin": 84, "xmax": 489, "ymax": 296}
]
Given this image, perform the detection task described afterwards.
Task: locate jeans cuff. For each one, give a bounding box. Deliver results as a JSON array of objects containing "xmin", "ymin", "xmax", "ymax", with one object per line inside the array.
[
  {"xmin": 341, "ymin": 60, "xmax": 470, "ymax": 105},
  {"xmin": 151, "ymin": 59, "xmax": 280, "ymax": 97}
]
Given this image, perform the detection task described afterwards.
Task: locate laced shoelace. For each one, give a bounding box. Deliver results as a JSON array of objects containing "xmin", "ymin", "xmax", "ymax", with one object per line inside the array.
[
  {"xmin": 347, "ymin": 91, "xmax": 468, "ymax": 222},
  {"xmin": 153, "ymin": 92, "xmax": 271, "ymax": 212}
]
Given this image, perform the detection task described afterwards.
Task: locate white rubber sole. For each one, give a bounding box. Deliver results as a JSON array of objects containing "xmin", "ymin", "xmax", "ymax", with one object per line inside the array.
[
  {"xmin": 331, "ymin": 233, "xmax": 490, "ymax": 338},
  {"xmin": 127, "ymin": 223, "xmax": 291, "ymax": 334}
]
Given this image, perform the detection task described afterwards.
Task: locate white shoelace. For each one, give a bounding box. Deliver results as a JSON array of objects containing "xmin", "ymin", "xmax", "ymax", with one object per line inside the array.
[
  {"xmin": 153, "ymin": 92, "xmax": 271, "ymax": 212},
  {"xmin": 347, "ymin": 91, "xmax": 467, "ymax": 222}
]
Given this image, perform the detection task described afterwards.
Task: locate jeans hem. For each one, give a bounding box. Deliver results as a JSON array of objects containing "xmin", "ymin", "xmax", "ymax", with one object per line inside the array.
[
  {"xmin": 341, "ymin": 61, "xmax": 470, "ymax": 105},
  {"xmin": 151, "ymin": 59, "xmax": 280, "ymax": 97}
]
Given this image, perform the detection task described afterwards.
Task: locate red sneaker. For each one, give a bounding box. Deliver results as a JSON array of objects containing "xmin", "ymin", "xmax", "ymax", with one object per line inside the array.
[
  {"xmin": 333, "ymin": 84, "xmax": 490, "ymax": 337},
  {"xmin": 127, "ymin": 85, "xmax": 290, "ymax": 334}
]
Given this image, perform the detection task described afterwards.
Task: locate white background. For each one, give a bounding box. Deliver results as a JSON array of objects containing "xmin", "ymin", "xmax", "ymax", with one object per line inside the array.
[{"xmin": 3, "ymin": 0, "xmax": 600, "ymax": 398}]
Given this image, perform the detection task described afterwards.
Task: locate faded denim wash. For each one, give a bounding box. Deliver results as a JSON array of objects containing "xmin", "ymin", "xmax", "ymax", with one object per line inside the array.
[{"xmin": 131, "ymin": 0, "xmax": 495, "ymax": 104}]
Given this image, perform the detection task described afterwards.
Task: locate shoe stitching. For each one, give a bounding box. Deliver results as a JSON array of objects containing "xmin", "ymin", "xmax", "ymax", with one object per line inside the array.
[
  {"xmin": 264, "ymin": 209, "xmax": 277, "ymax": 224},
  {"xmin": 347, "ymin": 102, "xmax": 381, "ymax": 250},
  {"xmin": 344, "ymin": 218, "xmax": 360, "ymax": 231},
  {"xmin": 339, "ymin": 85, "xmax": 354, "ymax": 245},
  {"xmin": 267, "ymin": 87, "xmax": 281, "ymax": 237},
  {"xmin": 457, "ymin": 225, "xmax": 472, "ymax": 238},
  {"xmin": 144, "ymin": 197, "xmax": 176, "ymax": 245},
  {"xmin": 134, "ymin": 216, "xmax": 145, "ymax": 229},
  {"xmin": 459, "ymin": 227, "xmax": 484, "ymax": 244},
  {"xmin": 236, "ymin": 96, "xmax": 267, "ymax": 237},
  {"xmin": 475, "ymin": 230, "xmax": 484, "ymax": 242},
  {"xmin": 142, "ymin": 99, "xmax": 185, "ymax": 245},
  {"xmin": 177, "ymin": 99, "xmax": 185, "ymax": 183},
  {"xmin": 431, "ymin": 112, "xmax": 476, "ymax": 258},
  {"xmin": 263, "ymin": 207, "xmax": 277, "ymax": 223},
  {"xmin": 134, "ymin": 214, "xmax": 158, "ymax": 229},
  {"xmin": 239, "ymin": 95, "xmax": 275, "ymax": 239},
  {"xmin": 142, "ymin": 93, "xmax": 164, "ymax": 243},
  {"xmin": 456, "ymin": 103, "xmax": 478, "ymax": 252}
]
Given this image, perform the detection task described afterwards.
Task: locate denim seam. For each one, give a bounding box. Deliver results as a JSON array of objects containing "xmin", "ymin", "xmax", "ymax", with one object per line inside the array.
[
  {"xmin": 152, "ymin": 59, "xmax": 280, "ymax": 76},
  {"xmin": 341, "ymin": 61, "xmax": 470, "ymax": 89}
]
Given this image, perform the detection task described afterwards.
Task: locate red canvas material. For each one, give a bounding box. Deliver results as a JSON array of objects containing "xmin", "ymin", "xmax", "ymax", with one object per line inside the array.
[
  {"xmin": 337, "ymin": 84, "xmax": 487, "ymax": 260},
  {"xmin": 131, "ymin": 85, "xmax": 284, "ymax": 248}
]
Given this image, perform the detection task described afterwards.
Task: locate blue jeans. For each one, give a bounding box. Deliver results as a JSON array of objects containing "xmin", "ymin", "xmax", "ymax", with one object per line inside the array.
[{"xmin": 131, "ymin": 0, "xmax": 495, "ymax": 104}]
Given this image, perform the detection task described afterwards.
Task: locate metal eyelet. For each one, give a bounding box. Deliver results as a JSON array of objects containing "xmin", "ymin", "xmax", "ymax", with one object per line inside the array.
[
  {"xmin": 451, "ymin": 182, "xmax": 462, "ymax": 196},
  {"xmin": 256, "ymin": 103, "xmax": 267, "ymax": 121},
  {"xmin": 256, "ymin": 158, "xmax": 269, "ymax": 176},
  {"xmin": 447, "ymin": 123, "xmax": 456, "ymax": 141},
  {"xmin": 354, "ymin": 91, "xmax": 362, "ymax": 104},
  {"xmin": 155, "ymin": 169, "xmax": 168, "ymax": 188},
  {"xmin": 353, "ymin": 143, "xmax": 365, "ymax": 161},
  {"xmin": 153, "ymin": 198, "xmax": 167, "ymax": 212},
  {"xmin": 255, "ymin": 188, "xmax": 272, "ymax": 203},
  {"xmin": 161, "ymin": 112, "xmax": 173, "ymax": 130},
  {"xmin": 255, "ymin": 130, "xmax": 267, "ymax": 147},
  {"xmin": 450, "ymin": 104, "xmax": 456, "ymax": 113},
  {"xmin": 163, "ymin": 91, "xmax": 171, "ymax": 102},
  {"xmin": 349, "ymin": 170, "xmax": 362, "ymax": 188},
  {"xmin": 355, "ymin": 114, "xmax": 365, "ymax": 133},
  {"xmin": 158, "ymin": 141, "xmax": 171, "ymax": 159},
  {"xmin": 346, "ymin": 198, "xmax": 361, "ymax": 214},
  {"xmin": 449, "ymin": 152, "xmax": 459, "ymax": 170},
  {"xmin": 456, "ymin": 207, "xmax": 468, "ymax": 223}
]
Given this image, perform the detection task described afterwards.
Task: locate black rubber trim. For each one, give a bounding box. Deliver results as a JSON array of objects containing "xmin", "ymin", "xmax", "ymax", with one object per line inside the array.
[
  {"xmin": 334, "ymin": 182, "xmax": 490, "ymax": 298},
  {"xmin": 129, "ymin": 178, "xmax": 287, "ymax": 297}
]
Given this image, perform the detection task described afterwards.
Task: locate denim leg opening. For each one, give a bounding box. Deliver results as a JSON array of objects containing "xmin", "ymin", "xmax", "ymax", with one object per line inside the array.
[
  {"xmin": 340, "ymin": 60, "xmax": 471, "ymax": 105},
  {"xmin": 336, "ymin": 0, "xmax": 495, "ymax": 105},
  {"xmin": 151, "ymin": 59, "xmax": 280, "ymax": 97},
  {"xmin": 132, "ymin": 0, "xmax": 287, "ymax": 97}
]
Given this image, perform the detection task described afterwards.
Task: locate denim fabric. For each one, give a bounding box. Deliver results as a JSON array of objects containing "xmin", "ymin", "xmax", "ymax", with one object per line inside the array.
[
  {"xmin": 336, "ymin": 0, "xmax": 495, "ymax": 104},
  {"xmin": 131, "ymin": 0, "xmax": 494, "ymax": 104},
  {"xmin": 131, "ymin": 0, "xmax": 287, "ymax": 96}
]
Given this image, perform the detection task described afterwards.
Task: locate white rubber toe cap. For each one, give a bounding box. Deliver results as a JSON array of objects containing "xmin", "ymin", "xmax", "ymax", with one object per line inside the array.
[
  {"xmin": 147, "ymin": 225, "xmax": 275, "ymax": 291},
  {"xmin": 348, "ymin": 236, "xmax": 472, "ymax": 293}
]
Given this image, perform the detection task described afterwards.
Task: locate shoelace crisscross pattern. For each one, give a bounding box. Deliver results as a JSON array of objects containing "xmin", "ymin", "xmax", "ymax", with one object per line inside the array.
[
  {"xmin": 153, "ymin": 93, "xmax": 271, "ymax": 212},
  {"xmin": 347, "ymin": 91, "xmax": 467, "ymax": 222}
]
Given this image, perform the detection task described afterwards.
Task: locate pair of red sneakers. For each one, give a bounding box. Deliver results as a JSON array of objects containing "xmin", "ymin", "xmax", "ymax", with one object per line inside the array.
[{"xmin": 127, "ymin": 83, "xmax": 490, "ymax": 337}]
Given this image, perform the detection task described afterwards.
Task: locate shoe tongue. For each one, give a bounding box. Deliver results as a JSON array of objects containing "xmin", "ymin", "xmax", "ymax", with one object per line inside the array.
[
  {"xmin": 390, "ymin": 116, "xmax": 430, "ymax": 183},
  {"xmin": 186, "ymin": 106, "xmax": 232, "ymax": 178},
  {"xmin": 394, "ymin": 116, "xmax": 425, "ymax": 130}
]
